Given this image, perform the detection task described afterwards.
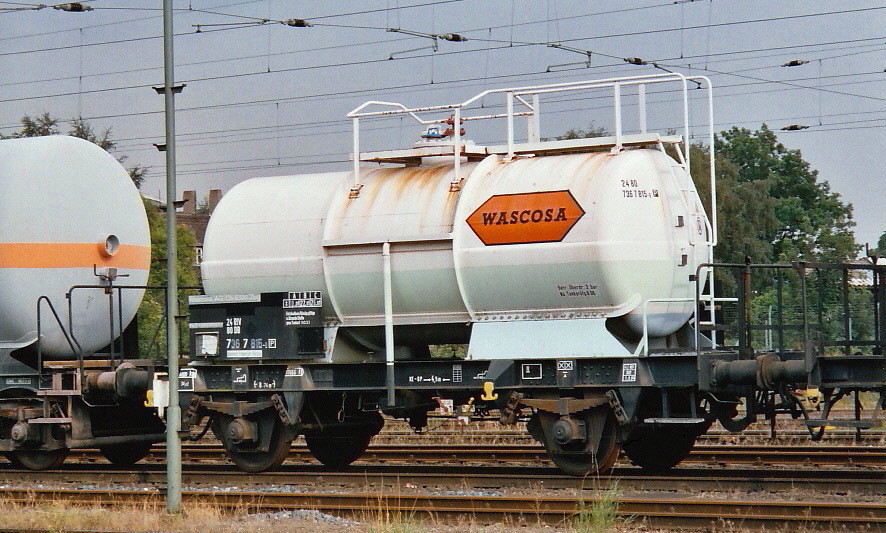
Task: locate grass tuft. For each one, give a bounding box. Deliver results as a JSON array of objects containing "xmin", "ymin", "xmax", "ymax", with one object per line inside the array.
[{"xmin": 573, "ymin": 485, "xmax": 622, "ymax": 533}]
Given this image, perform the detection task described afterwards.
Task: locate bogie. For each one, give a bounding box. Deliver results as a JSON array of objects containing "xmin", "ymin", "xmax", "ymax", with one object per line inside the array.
[
  {"xmin": 533, "ymin": 408, "xmax": 620, "ymax": 476},
  {"xmin": 213, "ymin": 412, "xmax": 294, "ymax": 473}
]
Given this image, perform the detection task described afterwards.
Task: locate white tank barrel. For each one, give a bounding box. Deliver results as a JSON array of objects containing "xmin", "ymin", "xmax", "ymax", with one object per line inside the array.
[
  {"xmin": 202, "ymin": 148, "xmax": 710, "ymax": 341},
  {"xmin": 0, "ymin": 136, "xmax": 150, "ymax": 358}
]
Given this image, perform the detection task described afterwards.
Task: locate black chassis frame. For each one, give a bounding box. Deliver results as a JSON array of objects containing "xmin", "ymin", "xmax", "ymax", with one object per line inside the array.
[
  {"xmin": 182, "ymin": 261, "xmax": 886, "ymax": 438},
  {"xmin": 182, "ymin": 354, "xmax": 705, "ymax": 441},
  {"xmin": 178, "ymin": 352, "xmax": 883, "ymax": 425}
]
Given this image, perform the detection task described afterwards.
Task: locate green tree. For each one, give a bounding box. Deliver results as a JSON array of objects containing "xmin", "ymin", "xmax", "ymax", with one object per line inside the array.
[
  {"xmin": 8, "ymin": 112, "xmax": 60, "ymax": 137},
  {"xmin": 874, "ymin": 232, "xmax": 886, "ymax": 257},
  {"xmin": 138, "ymin": 200, "xmax": 201, "ymax": 359},
  {"xmin": 547, "ymin": 122, "xmax": 608, "ymax": 141},
  {"xmin": 689, "ymin": 144, "xmax": 777, "ymax": 267},
  {"xmin": 689, "ymin": 126, "xmax": 867, "ymax": 352},
  {"xmin": 714, "ymin": 124, "xmax": 858, "ymax": 262},
  {"xmin": 3, "ymin": 113, "xmax": 146, "ymax": 188},
  {"xmin": 196, "ymin": 195, "xmax": 212, "ymax": 215}
]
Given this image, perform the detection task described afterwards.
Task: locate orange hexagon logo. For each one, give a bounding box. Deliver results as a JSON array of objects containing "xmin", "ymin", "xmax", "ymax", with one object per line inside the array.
[{"xmin": 466, "ymin": 190, "xmax": 585, "ymax": 246}]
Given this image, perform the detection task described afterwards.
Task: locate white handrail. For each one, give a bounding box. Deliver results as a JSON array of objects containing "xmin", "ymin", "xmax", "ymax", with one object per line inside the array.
[{"xmin": 346, "ymin": 73, "xmax": 717, "ymax": 258}]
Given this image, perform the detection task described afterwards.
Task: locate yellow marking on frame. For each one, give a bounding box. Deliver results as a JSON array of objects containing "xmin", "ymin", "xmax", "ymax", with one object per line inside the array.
[{"xmin": 481, "ymin": 381, "xmax": 498, "ymax": 401}]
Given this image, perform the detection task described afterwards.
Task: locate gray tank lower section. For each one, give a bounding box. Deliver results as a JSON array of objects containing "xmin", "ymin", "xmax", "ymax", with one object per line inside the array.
[{"xmin": 324, "ymin": 318, "xmax": 705, "ymax": 363}]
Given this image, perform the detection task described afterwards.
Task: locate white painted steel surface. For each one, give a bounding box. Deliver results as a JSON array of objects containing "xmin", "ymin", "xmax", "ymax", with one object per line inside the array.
[
  {"xmin": 202, "ymin": 148, "xmax": 710, "ymax": 340},
  {"xmin": 0, "ymin": 136, "xmax": 150, "ymax": 357}
]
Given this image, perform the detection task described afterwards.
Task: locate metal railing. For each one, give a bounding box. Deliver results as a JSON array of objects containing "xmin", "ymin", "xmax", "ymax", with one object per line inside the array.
[
  {"xmin": 347, "ymin": 73, "xmax": 718, "ymax": 252},
  {"xmin": 692, "ymin": 261, "xmax": 886, "ymax": 363},
  {"xmin": 66, "ymin": 284, "xmax": 202, "ymax": 361},
  {"xmin": 36, "ymin": 296, "xmax": 83, "ymax": 388}
]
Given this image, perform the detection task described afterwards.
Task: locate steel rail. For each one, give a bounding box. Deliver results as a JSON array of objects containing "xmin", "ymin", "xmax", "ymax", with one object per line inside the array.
[
  {"xmin": 0, "ymin": 530, "xmax": 125, "ymax": 533},
  {"xmin": 1, "ymin": 486, "xmax": 882, "ymax": 529},
  {"xmin": 371, "ymin": 429, "xmax": 884, "ymax": 441},
  {"xmin": 57, "ymin": 443, "xmax": 886, "ymax": 467},
  {"xmin": 0, "ymin": 464, "xmax": 882, "ymax": 495}
]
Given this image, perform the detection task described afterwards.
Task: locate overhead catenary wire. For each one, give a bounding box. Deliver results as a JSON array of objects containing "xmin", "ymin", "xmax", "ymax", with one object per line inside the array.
[
  {"xmin": 0, "ymin": 0, "xmax": 264, "ymax": 39},
  {"xmin": 652, "ymin": 61, "xmax": 885, "ymax": 103},
  {"xmin": 2, "ymin": 2, "xmax": 881, "ymax": 104},
  {"xmin": 110, "ymin": 103, "xmax": 886, "ymax": 152},
  {"xmin": 3, "ymin": 59, "xmax": 879, "ymax": 145},
  {"xmin": 118, "ymin": 84, "xmax": 886, "ymax": 156},
  {"xmin": 150, "ymin": 114, "xmax": 886, "ymax": 178},
  {"xmin": 2, "ymin": 21, "xmax": 882, "ymax": 106},
  {"xmin": 3, "ymin": 55, "xmax": 882, "ymax": 135},
  {"xmin": 109, "ymin": 74, "xmax": 885, "ymax": 162},
  {"xmin": 0, "ymin": 0, "xmax": 460, "ymax": 38},
  {"xmin": 2, "ymin": 33, "xmax": 880, "ymax": 95},
  {"xmin": 3, "ymin": 4, "xmax": 882, "ymax": 58},
  {"xmin": 2, "ymin": 1, "xmax": 883, "ymax": 182}
]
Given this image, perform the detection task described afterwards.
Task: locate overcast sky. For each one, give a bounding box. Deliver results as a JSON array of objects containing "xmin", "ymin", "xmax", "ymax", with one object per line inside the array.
[{"xmin": 1, "ymin": 0, "xmax": 883, "ymax": 249}]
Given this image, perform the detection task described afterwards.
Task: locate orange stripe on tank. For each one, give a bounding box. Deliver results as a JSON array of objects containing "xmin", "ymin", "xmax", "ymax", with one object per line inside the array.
[{"xmin": 0, "ymin": 243, "xmax": 151, "ymax": 270}]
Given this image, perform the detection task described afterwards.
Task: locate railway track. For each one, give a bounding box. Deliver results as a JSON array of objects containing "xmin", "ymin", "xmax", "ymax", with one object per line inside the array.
[
  {"xmin": 1, "ymin": 463, "xmax": 882, "ymax": 494},
  {"xmin": 1, "ymin": 486, "xmax": 882, "ymax": 530},
  {"xmin": 56, "ymin": 443, "xmax": 886, "ymax": 468},
  {"xmin": 2, "ymin": 442, "xmax": 880, "ymax": 529}
]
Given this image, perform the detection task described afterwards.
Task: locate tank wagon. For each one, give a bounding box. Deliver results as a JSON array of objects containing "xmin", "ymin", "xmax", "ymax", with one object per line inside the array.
[
  {"xmin": 0, "ymin": 136, "xmax": 164, "ymax": 469},
  {"xmin": 182, "ymin": 74, "xmax": 885, "ymax": 474}
]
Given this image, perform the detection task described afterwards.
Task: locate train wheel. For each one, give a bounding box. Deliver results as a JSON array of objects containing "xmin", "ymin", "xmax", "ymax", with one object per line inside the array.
[
  {"xmin": 13, "ymin": 448, "xmax": 69, "ymax": 470},
  {"xmin": 622, "ymin": 426, "xmax": 699, "ymax": 471},
  {"xmin": 304, "ymin": 434, "xmax": 372, "ymax": 468},
  {"xmin": 540, "ymin": 408, "xmax": 620, "ymax": 477},
  {"xmin": 216, "ymin": 414, "xmax": 293, "ymax": 473},
  {"xmin": 100, "ymin": 441, "xmax": 154, "ymax": 466}
]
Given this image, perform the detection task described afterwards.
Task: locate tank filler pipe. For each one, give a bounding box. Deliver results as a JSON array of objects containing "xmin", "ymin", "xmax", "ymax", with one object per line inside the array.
[
  {"xmin": 638, "ymin": 84, "xmax": 647, "ymax": 134},
  {"xmin": 506, "ymin": 92, "xmax": 514, "ymax": 159},
  {"xmin": 453, "ymin": 107, "xmax": 461, "ymax": 184},
  {"xmin": 352, "ymin": 117, "xmax": 361, "ymax": 193},
  {"xmin": 530, "ymin": 93, "xmax": 541, "ymax": 142},
  {"xmin": 703, "ymin": 76, "xmax": 717, "ymax": 247},
  {"xmin": 383, "ymin": 242, "xmax": 395, "ymax": 407},
  {"xmin": 613, "ymin": 83, "xmax": 622, "ymax": 151},
  {"xmin": 681, "ymin": 77, "xmax": 690, "ymax": 176}
]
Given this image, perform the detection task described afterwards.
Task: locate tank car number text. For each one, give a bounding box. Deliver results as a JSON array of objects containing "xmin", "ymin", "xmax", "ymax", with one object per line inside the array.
[
  {"xmin": 226, "ymin": 338, "xmax": 277, "ymax": 350},
  {"xmin": 621, "ymin": 179, "xmax": 659, "ymax": 199}
]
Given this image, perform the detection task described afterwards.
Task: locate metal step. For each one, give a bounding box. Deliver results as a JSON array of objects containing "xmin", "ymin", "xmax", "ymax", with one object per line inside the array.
[
  {"xmin": 36, "ymin": 389, "xmax": 81, "ymax": 396},
  {"xmin": 643, "ymin": 417, "xmax": 707, "ymax": 424},
  {"xmin": 806, "ymin": 419, "xmax": 883, "ymax": 428},
  {"xmin": 27, "ymin": 417, "xmax": 73, "ymax": 425}
]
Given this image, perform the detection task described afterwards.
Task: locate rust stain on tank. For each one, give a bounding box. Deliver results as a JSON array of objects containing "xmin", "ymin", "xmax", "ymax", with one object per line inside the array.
[
  {"xmin": 572, "ymin": 152, "xmax": 609, "ymax": 200},
  {"xmin": 439, "ymin": 175, "xmax": 462, "ymax": 231},
  {"xmin": 333, "ymin": 163, "xmax": 465, "ymax": 238}
]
